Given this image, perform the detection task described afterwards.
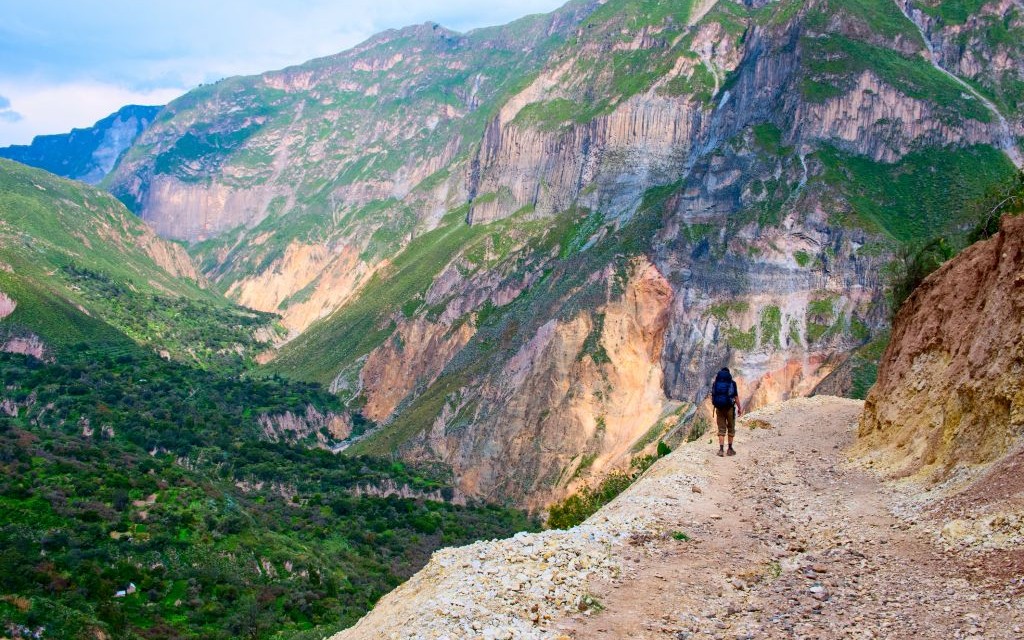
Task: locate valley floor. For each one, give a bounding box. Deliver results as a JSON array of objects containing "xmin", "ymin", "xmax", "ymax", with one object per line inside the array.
[{"xmin": 334, "ymin": 397, "xmax": 1024, "ymax": 640}]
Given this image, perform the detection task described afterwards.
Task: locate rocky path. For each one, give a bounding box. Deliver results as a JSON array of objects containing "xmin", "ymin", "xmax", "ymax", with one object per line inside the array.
[
  {"xmin": 557, "ymin": 397, "xmax": 1024, "ymax": 640},
  {"xmin": 333, "ymin": 396, "xmax": 1024, "ymax": 640}
]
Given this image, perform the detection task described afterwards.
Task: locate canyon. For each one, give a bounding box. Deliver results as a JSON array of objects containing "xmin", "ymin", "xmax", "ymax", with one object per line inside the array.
[
  {"xmin": 93, "ymin": 0, "xmax": 1024, "ymax": 508},
  {"xmin": 1, "ymin": 1, "xmax": 1023, "ymax": 638}
]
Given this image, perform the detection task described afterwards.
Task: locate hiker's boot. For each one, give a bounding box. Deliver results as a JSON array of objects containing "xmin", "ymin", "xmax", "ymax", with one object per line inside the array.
[
  {"xmin": 717, "ymin": 447, "xmax": 725, "ymax": 457},
  {"xmin": 727, "ymin": 446, "xmax": 736, "ymax": 456}
]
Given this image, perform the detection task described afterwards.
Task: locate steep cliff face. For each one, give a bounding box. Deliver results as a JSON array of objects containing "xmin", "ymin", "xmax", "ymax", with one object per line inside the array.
[
  {"xmin": 402, "ymin": 258, "xmax": 674, "ymax": 508},
  {"xmin": 896, "ymin": 0, "xmax": 1024, "ymax": 167},
  {"xmin": 859, "ymin": 213, "xmax": 1024, "ymax": 481},
  {"xmin": 0, "ymin": 105, "xmax": 162, "ymax": 184},
  {"xmin": 109, "ymin": 0, "xmax": 1024, "ymax": 506}
]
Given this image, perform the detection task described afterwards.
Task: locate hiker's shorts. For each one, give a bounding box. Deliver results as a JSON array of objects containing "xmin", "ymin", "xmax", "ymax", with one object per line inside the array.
[{"xmin": 716, "ymin": 406, "xmax": 736, "ymax": 437}]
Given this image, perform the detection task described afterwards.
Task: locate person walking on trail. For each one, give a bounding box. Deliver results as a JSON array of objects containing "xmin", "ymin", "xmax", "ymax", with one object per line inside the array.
[{"xmin": 711, "ymin": 367, "xmax": 742, "ymax": 457}]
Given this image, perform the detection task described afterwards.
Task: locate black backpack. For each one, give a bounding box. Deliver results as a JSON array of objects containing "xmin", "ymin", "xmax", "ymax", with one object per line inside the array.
[{"xmin": 711, "ymin": 371, "xmax": 735, "ymax": 409}]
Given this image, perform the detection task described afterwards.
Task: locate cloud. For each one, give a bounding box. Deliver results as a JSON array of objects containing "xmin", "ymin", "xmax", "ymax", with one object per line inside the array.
[
  {"xmin": 0, "ymin": 82, "xmax": 184, "ymax": 146},
  {"xmin": 0, "ymin": 94, "xmax": 23, "ymax": 125}
]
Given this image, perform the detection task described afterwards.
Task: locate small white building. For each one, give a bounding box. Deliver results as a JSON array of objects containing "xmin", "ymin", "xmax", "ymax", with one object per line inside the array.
[{"xmin": 114, "ymin": 582, "xmax": 137, "ymax": 598}]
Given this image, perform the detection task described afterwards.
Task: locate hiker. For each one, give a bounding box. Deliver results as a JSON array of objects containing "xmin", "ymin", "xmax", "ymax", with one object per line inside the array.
[{"xmin": 711, "ymin": 367, "xmax": 742, "ymax": 456}]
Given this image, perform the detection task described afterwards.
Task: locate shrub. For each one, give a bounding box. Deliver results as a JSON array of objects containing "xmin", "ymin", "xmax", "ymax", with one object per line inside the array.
[
  {"xmin": 687, "ymin": 418, "xmax": 708, "ymax": 443},
  {"xmin": 886, "ymin": 237, "xmax": 955, "ymax": 318},
  {"xmin": 547, "ymin": 446, "xmax": 670, "ymax": 529},
  {"xmin": 967, "ymin": 170, "xmax": 1024, "ymax": 243}
]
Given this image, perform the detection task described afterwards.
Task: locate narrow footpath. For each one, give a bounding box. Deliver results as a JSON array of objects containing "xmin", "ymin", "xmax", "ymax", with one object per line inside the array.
[{"xmin": 556, "ymin": 397, "xmax": 1024, "ymax": 640}]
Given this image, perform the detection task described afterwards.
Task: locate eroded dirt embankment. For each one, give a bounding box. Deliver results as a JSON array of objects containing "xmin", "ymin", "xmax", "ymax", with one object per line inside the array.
[
  {"xmin": 860, "ymin": 214, "xmax": 1024, "ymax": 483},
  {"xmin": 333, "ymin": 396, "xmax": 1024, "ymax": 639}
]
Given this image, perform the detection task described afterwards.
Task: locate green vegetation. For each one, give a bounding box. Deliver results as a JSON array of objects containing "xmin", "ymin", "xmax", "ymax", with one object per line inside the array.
[
  {"xmin": 726, "ymin": 325, "xmax": 757, "ymax": 351},
  {"xmin": 687, "ymin": 418, "xmax": 709, "ymax": 443},
  {"xmin": 917, "ymin": 0, "xmax": 988, "ymax": 25},
  {"xmin": 556, "ymin": 0, "xmax": 737, "ymax": 115},
  {"xmin": 709, "ymin": 301, "xmax": 750, "ymax": 321},
  {"xmin": 572, "ymin": 453, "xmax": 599, "ymax": 479},
  {"xmin": 0, "ymin": 159, "xmax": 275, "ymax": 369},
  {"xmin": 848, "ymin": 332, "xmax": 891, "ymax": 399},
  {"xmin": 760, "ymin": 305, "xmax": 782, "ymax": 349},
  {"xmin": 0, "ymin": 271, "xmax": 135, "ymax": 354},
  {"xmin": 671, "ymin": 531, "xmax": 691, "ymax": 541},
  {"xmin": 547, "ymin": 448, "xmax": 669, "ymax": 530},
  {"xmin": 60, "ymin": 264, "xmax": 278, "ymax": 369},
  {"xmin": 511, "ymin": 98, "xmax": 605, "ymax": 132},
  {"xmin": 850, "ymin": 315, "xmax": 871, "ymax": 342},
  {"xmin": 153, "ymin": 124, "xmax": 266, "ymax": 182},
  {"xmin": 754, "ymin": 0, "xmax": 802, "ymax": 27},
  {"xmin": 580, "ymin": 595, "xmax": 605, "ymax": 612},
  {"xmin": 0, "ymin": 159, "xmax": 209, "ymax": 302},
  {"xmin": 752, "ymin": 123, "xmax": 786, "ymax": 155},
  {"xmin": 881, "ymin": 171, "xmax": 1024, "ymax": 319},
  {"xmin": 819, "ymin": 145, "xmax": 1017, "ymax": 243},
  {"xmin": 707, "ymin": 300, "xmax": 759, "ymax": 351},
  {"xmin": 659, "ymin": 58, "xmax": 717, "ymax": 102},
  {"xmin": 806, "ymin": 0, "xmax": 922, "ymax": 41},
  {"xmin": 794, "ymin": 250, "xmax": 811, "ymax": 267},
  {"xmin": 0, "ymin": 339, "xmax": 535, "ymax": 639},
  {"xmin": 0, "ymin": 158, "xmax": 537, "ymax": 638},
  {"xmin": 581, "ymin": 0, "xmax": 697, "ymax": 34},
  {"xmin": 967, "ymin": 170, "xmax": 1024, "ymax": 243},
  {"xmin": 806, "ymin": 296, "xmax": 837, "ymax": 344},
  {"xmin": 631, "ymin": 405, "xmax": 690, "ymax": 453},
  {"xmin": 788, "ymin": 318, "xmax": 802, "ymax": 348},
  {"xmin": 886, "ymin": 238, "xmax": 957, "ymax": 317},
  {"xmin": 578, "ymin": 312, "xmax": 611, "ymax": 364}
]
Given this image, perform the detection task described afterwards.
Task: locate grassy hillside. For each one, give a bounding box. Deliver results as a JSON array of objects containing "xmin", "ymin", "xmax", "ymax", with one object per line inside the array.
[
  {"xmin": 0, "ymin": 159, "xmax": 538, "ymax": 639},
  {"xmin": 0, "ymin": 159, "xmax": 283, "ymax": 367},
  {"xmin": 0, "ymin": 158, "xmax": 205, "ymax": 297}
]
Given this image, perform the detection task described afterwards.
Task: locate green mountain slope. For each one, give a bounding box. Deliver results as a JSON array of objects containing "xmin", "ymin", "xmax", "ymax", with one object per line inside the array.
[
  {"xmin": 254, "ymin": 0, "xmax": 1019, "ymax": 506},
  {"xmin": 104, "ymin": 2, "xmax": 601, "ymax": 336},
  {"xmin": 0, "ymin": 158, "xmax": 283, "ymax": 367},
  {"xmin": 0, "ymin": 346, "xmax": 535, "ymax": 639}
]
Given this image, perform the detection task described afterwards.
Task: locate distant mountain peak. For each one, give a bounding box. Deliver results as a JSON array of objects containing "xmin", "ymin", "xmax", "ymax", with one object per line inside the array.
[{"xmin": 0, "ymin": 104, "xmax": 163, "ymax": 184}]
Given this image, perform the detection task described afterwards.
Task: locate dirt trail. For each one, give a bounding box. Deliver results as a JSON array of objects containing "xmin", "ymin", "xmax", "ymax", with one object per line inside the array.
[
  {"xmin": 555, "ymin": 397, "xmax": 1024, "ymax": 640},
  {"xmin": 332, "ymin": 396, "xmax": 1023, "ymax": 640}
]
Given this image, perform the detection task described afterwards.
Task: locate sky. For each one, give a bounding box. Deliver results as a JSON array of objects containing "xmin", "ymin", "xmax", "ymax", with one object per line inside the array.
[{"xmin": 0, "ymin": 0, "xmax": 568, "ymax": 146}]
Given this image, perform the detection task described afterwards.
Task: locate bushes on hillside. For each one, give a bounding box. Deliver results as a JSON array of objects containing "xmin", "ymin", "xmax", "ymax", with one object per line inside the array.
[{"xmin": 547, "ymin": 446, "xmax": 670, "ymax": 530}]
